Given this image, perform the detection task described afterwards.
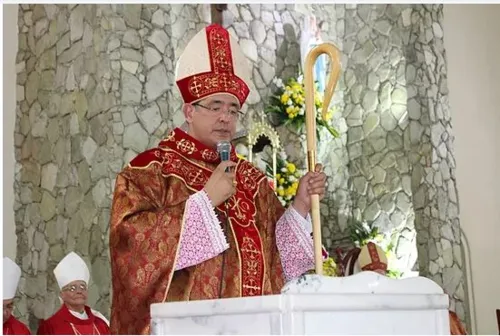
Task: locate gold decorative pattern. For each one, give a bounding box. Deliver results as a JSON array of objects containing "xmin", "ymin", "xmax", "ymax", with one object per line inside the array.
[
  {"xmin": 247, "ymin": 121, "xmax": 281, "ymax": 187},
  {"xmin": 201, "ymin": 149, "xmax": 219, "ymax": 161},
  {"xmin": 176, "ymin": 139, "xmax": 197, "ymax": 155},
  {"xmin": 247, "ymin": 122, "xmax": 281, "ymax": 148},
  {"xmin": 165, "ymin": 130, "xmax": 176, "ymax": 142},
  {"xmin": 240, "ymin": 235, "xmax": 263, "ymax": 296}
]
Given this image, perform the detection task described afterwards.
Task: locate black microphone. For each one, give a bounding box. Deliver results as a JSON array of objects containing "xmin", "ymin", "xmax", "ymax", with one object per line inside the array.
[{"xmin": 216, "ymin": 141, "xmax": 231, "ymax": 172}]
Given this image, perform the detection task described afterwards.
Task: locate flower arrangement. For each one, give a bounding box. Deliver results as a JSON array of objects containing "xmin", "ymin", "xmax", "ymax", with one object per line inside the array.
[
  {"xmin": 322, "ymin": 257, "xmax": 338, "ymax": 277},
  {"xmin": 265, "ymin": 74, "xmax": 339, "ymax": 139},
  {"xmin": 264, "ymin": 151, "xmax": 304, "ymax": 208},
  {"xmin": 349, "ymin": 220, "xmax": 385, "ymax": 248}
]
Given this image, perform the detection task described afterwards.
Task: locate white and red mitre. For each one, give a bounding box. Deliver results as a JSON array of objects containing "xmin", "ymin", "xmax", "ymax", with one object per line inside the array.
[
  {"xmin": 53, "ymin": 251, "xmax": 90, "ymax": 289},
  {"xmin": 175, "ymin": 24, "xmax": 251, "ymax": 106},
  {"xmin": 358, "ymin": 242, "xmax": 388, "ymax": 274},
  {"xmin": 3, "ymin": 257, "xmax": 21, "ymax": 300}
]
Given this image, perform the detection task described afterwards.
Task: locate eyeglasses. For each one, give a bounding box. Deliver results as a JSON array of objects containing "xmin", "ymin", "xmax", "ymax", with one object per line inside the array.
[
  {"xmin": 193, "ymin": 103, "xmax": 243, "ymax": 120},
  {"xmin": 62, "ymin": 283, "xmax": 88, "ymax": 292}
]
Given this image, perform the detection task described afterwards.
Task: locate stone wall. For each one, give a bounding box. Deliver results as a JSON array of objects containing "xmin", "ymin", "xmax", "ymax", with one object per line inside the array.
[
  {"xmin": 404, "ymin": 4, "xmax": 466, "ymax": 320},
  {"xmin": 13, "ymin": 3, "xmax": 467, "ymax": 330},
  {"xmin": 341, "ymin": 4, "xmax": 419, "ymax": 274}
]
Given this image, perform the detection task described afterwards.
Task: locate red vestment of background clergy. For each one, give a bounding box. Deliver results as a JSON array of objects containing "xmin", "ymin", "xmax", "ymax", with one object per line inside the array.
[
  {"xmin": 3, "ymin": 315, "xmax": 31, "ymax": 335},
  {"xmin": 109, "ymin": 128, "xmax": 286, "ymax": 334},
  {"xmin": 37, "ymin": 305, "xmax": 109, "ymax": 335}
]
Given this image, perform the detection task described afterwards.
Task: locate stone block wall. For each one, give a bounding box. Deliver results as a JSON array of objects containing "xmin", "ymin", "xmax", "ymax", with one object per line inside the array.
[
  {"xmin": 404, "ymin": 5, "xmax": 466, "ymax": 318},
  {"xmin": 341, "ymin": 4, "xmax": 419, "ymax": 275},
  {"xmin": 12, "ymin": 3, "xmax": 467, "ymax": 330}
]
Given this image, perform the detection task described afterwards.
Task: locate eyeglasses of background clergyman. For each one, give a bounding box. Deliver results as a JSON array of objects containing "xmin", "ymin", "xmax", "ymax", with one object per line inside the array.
[{"xmin": 62, "ymin": 284, "xmax": 88, "ymax": 292}]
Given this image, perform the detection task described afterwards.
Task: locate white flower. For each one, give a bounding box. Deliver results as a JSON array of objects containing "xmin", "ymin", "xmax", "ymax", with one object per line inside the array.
[
  {"xmin": 287, "ymin": 99, "xmax": 293, "ymax": 106},
  {"xmin": 362, "ymin": 222, "xmax": 371, "ymax": 233},
  {"xmin": 299, "ymin": 108, "xmax": 305, "ymax": 115},
  {"xmin": 273, "ymin": 77, "xmax": 284, "ymax": 88},
  {"xmin": 281, "ymin": 167, "xmax": 287, "ymax": 173},
  {"xmin": 288, "ymin": 175, "xmax": 296, "ymax": 182},
  {"xmin": 255, "ymin": 156, "xmax": 267, "ymax": 172},
  {"xmin": 297, "ymin": 75, "xmax": 304, "ymax": 84},
  {"xmin": 235, "ymin": 143, "xmax": 249, "ymax": 156}
]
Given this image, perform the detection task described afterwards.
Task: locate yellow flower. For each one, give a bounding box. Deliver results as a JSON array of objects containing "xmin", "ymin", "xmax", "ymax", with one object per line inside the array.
[
  {"xmin": 276, "ymin": 173, "xmax": 281, "ymax": 180},
  {"xmin": 277, "ymin": 188, "xmax": 285, "ymax": 196},
  {"xmin": 324, "ymin": 111, "xmax": 333, "ymax": 121},
  {"xmin": 286, "ymin": 184, "xmax": 298, "ymax": 197},
  {"xmin": 279, "ymin": 177, "xmax": 285, "ymax": 185},
  {"xmin": 323, "ymin": 257, "xmax": 337, "ymax": 277},
  {"xmin": 292, "ymin": 181, "xmax": 299, "ymax": 190},
  {"xmin": 286, "ymin": 163, "xmax": 296, "ymax": 173},
  {"xmin": 294, "ymin": 94, "xmax": 305, "ymax": 105},
  {"xmin": 286, "ymin": 106, "xmax": 299, "ymax": 119},
  {"xmin": 314, "ymin": 92, "xmax": 322, "ymax": 106},
  {"xmin": 281, "ymin": 93, "xmax": 289, "ymax": 104}
]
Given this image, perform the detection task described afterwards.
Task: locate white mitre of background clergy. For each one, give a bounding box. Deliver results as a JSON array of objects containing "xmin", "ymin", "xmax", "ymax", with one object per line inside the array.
[
  {"xmin": 175, "ymin": 24, "xmax": 251, "ymax": 106},
  {"xmin": 54, "ymin": 252, "xmax": 90, "ymax": 289},
  {"xmin": 3, "ymin": 257, "xmax": 21, "ymax": 300}
]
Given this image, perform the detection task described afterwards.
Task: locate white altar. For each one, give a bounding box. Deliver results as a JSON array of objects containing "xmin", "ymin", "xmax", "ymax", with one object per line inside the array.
[{"xmin": 150, "ymin": 272, "xmax": 450, "ymax": 335}]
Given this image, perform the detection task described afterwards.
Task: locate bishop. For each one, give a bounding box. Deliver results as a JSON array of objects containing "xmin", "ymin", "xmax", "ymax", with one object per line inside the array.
[
  {"xmin": 3, "ymin": 257, "xmax": 31, "ymax": 335},
  {"xmin": 37, "ymin": 252, "xmax": 110, "ymax": 335}
]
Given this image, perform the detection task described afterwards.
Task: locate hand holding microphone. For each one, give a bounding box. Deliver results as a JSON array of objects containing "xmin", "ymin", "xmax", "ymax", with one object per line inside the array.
[
  {"xmin": 203, "ymin": 141, "xmax": 237, "ymax": 207},
  {"xmin": 216, "ymin": 141, "xmax": 231, "ymax": 172}
]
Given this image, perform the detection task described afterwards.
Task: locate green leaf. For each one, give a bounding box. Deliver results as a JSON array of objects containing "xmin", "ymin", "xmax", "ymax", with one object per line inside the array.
[
  {"xmin": 316, "ymin": 119, "xmax": 340, "ymax": 138},
  {"xmin": 386, "ymin": 269, "xmax": 402, "ymax": 279}
]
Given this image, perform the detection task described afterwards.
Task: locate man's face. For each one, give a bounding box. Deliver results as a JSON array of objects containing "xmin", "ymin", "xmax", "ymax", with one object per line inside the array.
[
  {"xmin": 60, "ymin": 280, "xmax": 88, "ymax": 308},
  {"xmin": 184, "ymin": 93, "xmax": 242, "ymax": 149},
  {"xmin": 3, "ymin": 299, "xmax": 14, "ymax": 322}
]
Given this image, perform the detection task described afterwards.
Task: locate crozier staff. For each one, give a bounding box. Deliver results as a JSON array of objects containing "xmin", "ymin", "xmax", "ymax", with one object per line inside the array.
[{"xmin": 304, "ymin": 41, "xmax": 341, "ymax": 274}]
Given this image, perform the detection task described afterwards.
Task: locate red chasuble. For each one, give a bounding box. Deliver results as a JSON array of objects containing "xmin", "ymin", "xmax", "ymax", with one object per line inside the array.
[
  {"xmin": 110, "ymin": 128, "xmax": 286, "ymax": 334},
  {"xmin": 37, "ymin": 305, "xmax": 109, "ymax": 335},
  {"xmin": 3, "ymin": 315, "xmax": 31, "ymax": 335}
]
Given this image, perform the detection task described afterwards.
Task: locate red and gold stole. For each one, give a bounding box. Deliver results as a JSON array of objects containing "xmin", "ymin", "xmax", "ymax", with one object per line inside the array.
[{"xmin": 158, "ymin": 127, "xmax": 267, "ymax": 296}]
